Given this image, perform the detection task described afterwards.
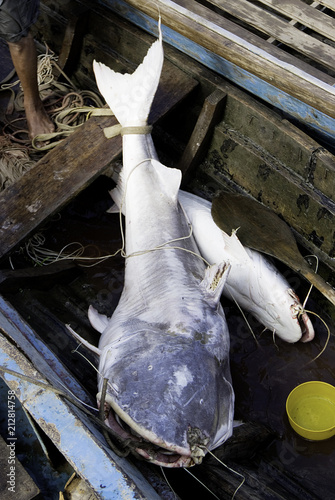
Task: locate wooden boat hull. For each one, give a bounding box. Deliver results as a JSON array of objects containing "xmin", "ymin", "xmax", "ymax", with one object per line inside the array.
[
  {"xmin": 0, "ymin": 2, "xmax": 334, "ymax": 498},
  {"xmin": 99, "ymin": 0, "xmax": 335, "ymax": 145}
]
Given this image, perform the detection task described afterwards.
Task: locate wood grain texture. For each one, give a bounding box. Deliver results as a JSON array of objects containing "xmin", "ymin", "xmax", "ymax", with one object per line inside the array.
[
  {"xmin": 179, "ymin": 89, "xmax": 227, "ymax": 186},
  {"xmin": 216, "ymin": 0, "xmax": 335, "ymax": 43},
  {"xmin": 113, "ymin": 0, "xmax": 335, "ymax": 119},
  {"xmin": 0, "ymin": 64, "xmax": 197, "ymax": 259}
]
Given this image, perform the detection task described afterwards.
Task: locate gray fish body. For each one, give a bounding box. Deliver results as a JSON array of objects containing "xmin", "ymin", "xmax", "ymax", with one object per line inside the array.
[{"xmin": 92, "ymin": 33, "xmax": 234, "ymax": 467}]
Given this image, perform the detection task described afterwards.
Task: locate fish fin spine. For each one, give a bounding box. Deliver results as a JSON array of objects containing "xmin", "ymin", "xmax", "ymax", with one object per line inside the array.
[{"xmin": 201, "ymin": 261, "xmax": 231, "ymax": 305}]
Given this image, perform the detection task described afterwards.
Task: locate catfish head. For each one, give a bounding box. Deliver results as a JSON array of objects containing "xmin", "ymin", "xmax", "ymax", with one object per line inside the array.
[{"xmin": 97, "ymin": 330, "xmax": 234, "ymax": 467}]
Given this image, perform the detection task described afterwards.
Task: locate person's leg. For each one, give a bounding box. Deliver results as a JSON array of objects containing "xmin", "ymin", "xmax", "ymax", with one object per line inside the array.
[{"xmin": 7, "ymin": 32, "xmax": 54, "ymax": 140}]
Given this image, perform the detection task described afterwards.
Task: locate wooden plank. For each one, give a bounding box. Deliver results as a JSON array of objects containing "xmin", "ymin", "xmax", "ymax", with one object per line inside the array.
[
  {"xmin": 0, "ymin": 114, "xmax": 121, "ymax": 260},
  {"xmin": 98, "ymin": 1, "xmax": 334, "ymax": 81},
  {"xmin": 316, "ymin": 0, "xmax": 335, "ymax": 8},
  {"xmin": 0, "ymin": 66, "xmax": 197, "ymax": 259},
  {"xmin": 206, "ymin": 0, "xmax": 335, "ymax": 70},
  {"xmin": 179, "ymin": 89, "xmax": 227, "ymax": 186},
  {"xmin": 57, "ymin": 3, "xmax": 89, "ymax": 76},
  {"xmin": 266, "ymin": 1, "xmax": 323, "ymax": 44},
  {"xmin": 204, "ymin": 124, "xmax": 335, "ymax": 257},
  {"xmin": 256, "ymin": 0, "xmax": 335, "ymax": 42},
  {"xmin": 106, "ymin": 0, "xmax": 335, "ymax": 142},
  {"xmin": 109, "ymin": 0, "xmax": 335, "ymax": 121}
]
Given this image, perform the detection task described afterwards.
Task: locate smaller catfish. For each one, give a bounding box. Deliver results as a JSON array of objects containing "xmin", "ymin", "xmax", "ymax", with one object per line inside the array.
[{"xmin": 179, "ymin": 191, "xmax": 314, "ymax": 343}]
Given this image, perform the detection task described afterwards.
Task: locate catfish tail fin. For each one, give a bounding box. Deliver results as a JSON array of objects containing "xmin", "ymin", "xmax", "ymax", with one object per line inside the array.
[{"xmin": 93, "ymin": 20, "xmax": 163, "ymax": 127}]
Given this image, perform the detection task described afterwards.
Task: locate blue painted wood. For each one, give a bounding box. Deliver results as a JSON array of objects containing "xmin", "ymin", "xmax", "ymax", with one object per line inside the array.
[
  {"xmin": 0, "ymin": 296, "xmax": 92, "ymax": 405},
  {"xmin": 100, "ymin": 0, "xmax": 335, "ymax": 143},
  {"xmin": 0, "ymin": 299, "xmax": 160, "ymax": 500}
]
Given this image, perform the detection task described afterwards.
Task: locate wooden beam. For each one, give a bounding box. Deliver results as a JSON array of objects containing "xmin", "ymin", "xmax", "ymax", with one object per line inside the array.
[
  {"xmin": 215, "ymin": 0, "xmax": 335, "ymax": 44},
  {"xmin": 179, "ymin": 89, "xmax": 227, "ymax": 187},
  {"xmin": 0, "ymin": 63, "xmax": 197, "ymax": 259},
  {"xmin": 110, "ymin": 0, "xmax": 335, "ymax": 120},
  {"xmin": 57, "ymin": 3, "xmax": 89, "ymax": 77},
  {"xmin": 0, "ymin": 114, "xmax": 121, "ymax": 261}
]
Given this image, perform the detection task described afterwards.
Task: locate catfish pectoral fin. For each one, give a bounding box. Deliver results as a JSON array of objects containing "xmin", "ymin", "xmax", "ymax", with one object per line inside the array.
[{"xmin": 88, "ymin": 305, "xmax": 110, "ymax": 334}]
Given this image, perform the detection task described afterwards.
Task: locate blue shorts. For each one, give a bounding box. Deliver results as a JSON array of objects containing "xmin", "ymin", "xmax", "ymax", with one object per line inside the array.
[{"xmin": 0, "ymin": 0, "xmax": 40, "ymax": 43}]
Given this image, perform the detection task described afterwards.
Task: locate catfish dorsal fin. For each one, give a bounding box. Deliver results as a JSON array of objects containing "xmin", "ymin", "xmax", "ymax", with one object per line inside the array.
[
  {"xmin": 221, "ymin": 229, "xmax": 251, "ymax": 264},
  {"xmin": 152, "ymin": 160, "xmax": 181, "ymax": 201},
  {"xmin": 201, "ymin": 261, "xmax": 231, "ymax": 306}
]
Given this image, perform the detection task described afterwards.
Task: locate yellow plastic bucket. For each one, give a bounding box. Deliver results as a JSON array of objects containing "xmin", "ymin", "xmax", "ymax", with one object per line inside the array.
[{"xmin": 286, "ymin": 381, "xmax": 335, "ymax": 440}]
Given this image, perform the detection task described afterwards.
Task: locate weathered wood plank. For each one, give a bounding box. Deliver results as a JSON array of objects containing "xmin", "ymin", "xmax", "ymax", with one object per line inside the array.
[
  {"xmin": 109, "ymin": 0, "xmax": 335, "ymax": 121},
  {"xmin": 0, "ymin": 114, "xmax": 121, "ymax": 260},
  {"xmin": 219, "ymin": 92, "xmax": 335, "ymax": 202},
  {"xmin": 204, "ymin": 123, "xmax": 335, "ymax": 258},
  {"xmin": 316, "ymin": 0, "xmax": 335, "ymax": 8},
  {"xmin": 266, "ymin": 1, "xmax": 322, "ymax": 45},
  {"xmin": 0, "ymin": 65, "xmax": 197, "ymax": 259},
  {"xmin": 207, "ymin": 0, "xmax": 335, "ymax": 69},
  {"xmin": 256, "ymin": 0, "xmax": 335, "ymax": 42},
  {"xmin": 56, "ymin": 3, "xmax": 89, "ymax": 76},
  {"xmin": 179, "ymin": 89, "xmax": 227, "ymax": 186}
]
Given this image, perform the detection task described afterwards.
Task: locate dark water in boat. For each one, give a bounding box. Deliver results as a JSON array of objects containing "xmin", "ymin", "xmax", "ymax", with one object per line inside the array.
[{"xmin": 4, "ymin": 176, "xmax": 335, "ymax": 499}]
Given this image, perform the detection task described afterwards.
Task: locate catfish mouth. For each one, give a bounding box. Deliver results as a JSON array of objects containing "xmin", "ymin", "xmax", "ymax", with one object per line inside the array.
[
  {"xmin": 289, "ymin": 290, "xmax": 314, "ymax": 343},
  {"xmin": 107, "ymin": 407, "xmax": 193, "ymax": 466},
  {"xmin": 98, "ymin": 395, "xmax": 197, "ymax": 467},
  {"xmin": 298, "ymin": 310, "xmax": 315, "ymax": 342}
]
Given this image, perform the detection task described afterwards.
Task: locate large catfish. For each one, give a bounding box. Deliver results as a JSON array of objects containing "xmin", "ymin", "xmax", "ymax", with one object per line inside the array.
[{"xmin": 88, "ymin": 27, "xmax": 234, "ymax": 467}]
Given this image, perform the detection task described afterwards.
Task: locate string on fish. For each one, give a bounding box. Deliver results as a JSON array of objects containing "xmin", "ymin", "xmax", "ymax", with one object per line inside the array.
[
  {"xmin": 302, "ymin": 310, "xmax": 331, "ymax": 364},
  {"xmin": 71, "ymin": 343, "xmax": 109, "ymax": 384},
  {"xmin": 301, "ymin": 254, "xmax": 319, "ymax": 310},
  {"xmin": 99, "ymin": 378, "xmax": 131, "ymax": 457},
  {"xmin": 117, "ymin": 157, "xmax": 211, "ymax": 266},
  {"xmin": 71, "ymin": 343, "xmax": 122, "ymax": 397},
  {"xmin": 159, "ymin": 467, "xmax": 178, "ymax": 500},
  {"xmin": 19, "ymin": 157, "xmax": 211, "ymax": 268},
  {"xmin": 205, "ymin": 448, "xmax": 246, "ymax": 499},
  {"xmin": 295, "ymin": 254, "xmax": 331, "ymax": 362},
  {"xmin": 0, "ymin": 365, "xmax": 140, "ymax": 451},
  {"xmin": 184, "ymin": 467, "xmax": 221, "ymax": 500},
  {"xmin": 21, "ymin": 223, "xmax": 210, "ymax": 268},
  {"xmin": 22, "ymin": 231, "xmax": 123, "ymax": 267},
  {"xmin": 228, "ymin": 290, "xmax": 260, "ymax": 346}
]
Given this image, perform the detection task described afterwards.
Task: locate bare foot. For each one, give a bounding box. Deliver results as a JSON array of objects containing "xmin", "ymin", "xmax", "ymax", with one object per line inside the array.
[
  {"xmin": 25, "ymin": 99, "xmax": 55, "ymax": 141},
  {"xmin": 8, "ymin": 33, "xmax": 55, "ymax": 143}
]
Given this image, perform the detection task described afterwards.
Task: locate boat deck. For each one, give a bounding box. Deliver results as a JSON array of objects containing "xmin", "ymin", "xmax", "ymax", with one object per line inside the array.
[{"xmin": 200, "ymin": 0, "xmax": 335, "ymax": 78}]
